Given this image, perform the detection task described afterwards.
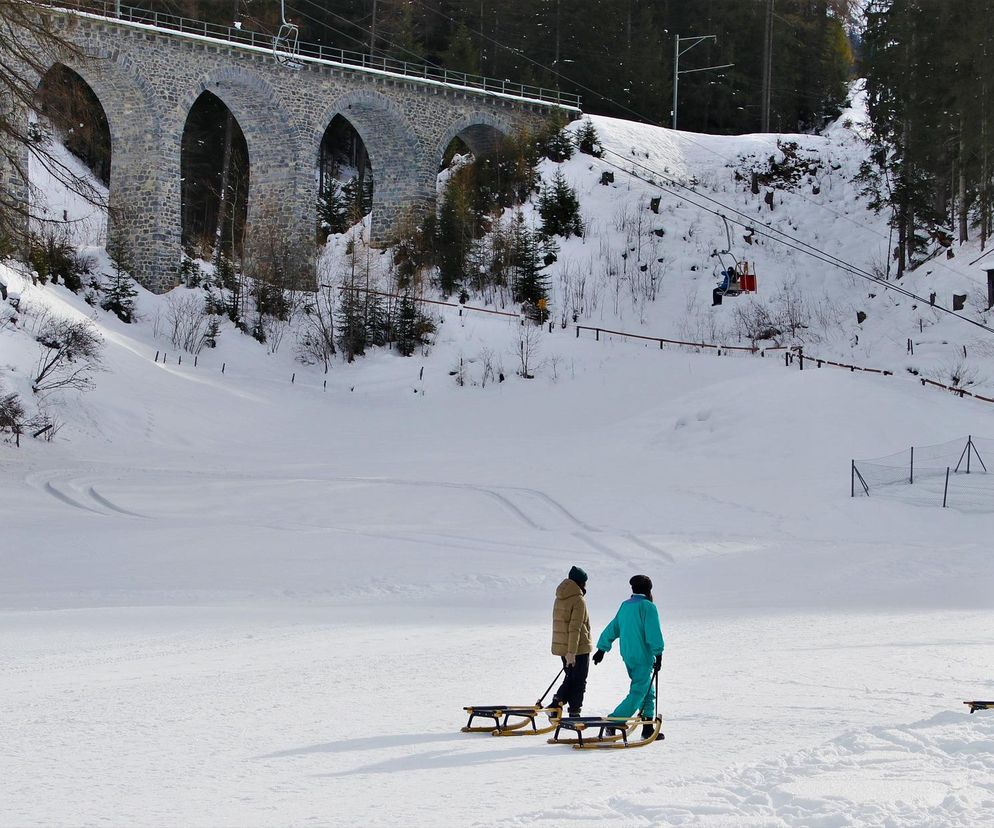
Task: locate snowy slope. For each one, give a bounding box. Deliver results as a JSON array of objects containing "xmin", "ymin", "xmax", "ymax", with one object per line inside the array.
[{"xmin": 2, "ymin": 95, "xmax": 994, "ymax": 827}]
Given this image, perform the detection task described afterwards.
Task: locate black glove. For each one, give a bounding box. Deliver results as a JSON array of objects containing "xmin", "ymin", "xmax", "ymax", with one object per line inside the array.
[
  {"xmin": 653, "ymin": 654, "xmax": 662, "ymax": 671},
  {"xmin": 592, "ymin": 649, "xmax": 605, "ymax": 665}
]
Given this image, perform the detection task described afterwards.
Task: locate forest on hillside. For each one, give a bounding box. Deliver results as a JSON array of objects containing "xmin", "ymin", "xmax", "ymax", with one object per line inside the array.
[
  {"xmin": 860, "ymin": 0, "xmax": 992, "ymax": 273},
  {"xmin": 114, "ymin": 0, "xmax": 856, "ymax": 136}
]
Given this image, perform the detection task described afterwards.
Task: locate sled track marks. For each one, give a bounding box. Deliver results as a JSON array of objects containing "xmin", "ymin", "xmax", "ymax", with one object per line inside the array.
[
  {"xmin": 29, "ymin": 471, "xmax": 148, "ymax": 519},
  {"xmin": 25, "ymin": 466, "xmax": 668, "ymax": 563},
  {"xmin": 42, "ymin": 481, "xmax": 105, "ymax": 516},
  {"xmin": 88, "ymin": 486, "xmax": 147, "ymax": 518}
]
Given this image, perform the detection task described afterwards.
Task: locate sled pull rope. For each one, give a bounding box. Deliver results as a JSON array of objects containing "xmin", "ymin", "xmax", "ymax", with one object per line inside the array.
[{"xmin": 536, "ymin": 667, "xmax": 565, "ymax": 707}]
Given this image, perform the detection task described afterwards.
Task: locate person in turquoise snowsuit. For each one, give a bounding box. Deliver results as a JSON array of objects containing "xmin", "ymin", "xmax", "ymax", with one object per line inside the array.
[{"xmin": 592, "ymin": 574, "xmax": 664, "ymax": 720}]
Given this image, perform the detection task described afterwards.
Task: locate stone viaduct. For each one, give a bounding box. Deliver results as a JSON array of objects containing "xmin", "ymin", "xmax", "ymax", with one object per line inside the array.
[{"xmin": 2, "ymin": 6, "xmax": 579, "ymax": 292}]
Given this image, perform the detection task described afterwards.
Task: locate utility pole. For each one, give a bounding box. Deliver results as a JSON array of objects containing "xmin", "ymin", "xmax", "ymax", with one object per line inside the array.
[
  {"xmin": 672, "ymin": 34, "xmax": 734, "ymax": 131},
  {"xmin": 761, "ymin": 0, "xmax": 774, "ymax": 132},
  {"xmin": 370, "ymin": 0, "xmax": 378, "ymax": 55}
]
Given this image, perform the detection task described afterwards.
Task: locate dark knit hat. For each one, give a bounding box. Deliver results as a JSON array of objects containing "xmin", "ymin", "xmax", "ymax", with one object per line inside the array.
[
  {"xmin": 568, "ymin": 565, "xmax": 588, "ymax": 586},
  {"xmin": 630, "ymin": 574, "xmax": 653, "ymax": 598}
]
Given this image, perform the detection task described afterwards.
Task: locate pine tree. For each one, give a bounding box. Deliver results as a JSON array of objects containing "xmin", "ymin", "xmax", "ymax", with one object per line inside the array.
[
  {"xmin": 575, "ymin": 120, "xmax": 602, "ymax": 157},
  {"xmin": 538, "ymin": 170, "xmax": 583, "ymax": 239},
  {"xmin": 336, "ymin": 284, "xmax": 366, "ymax": 362},
  {"xmin": 364, "ymin": 291, "xmax": 388, "ymax": 347},
  {"xmin": 436, "ymin": 172, "xmax": 476, "ymax": 294},
  {"xmin": 509, "ymin": 212, "xmax": 550, "ymax": 320},
  {"xmin": 393, "ymin": 293, "xmax": 421, "ymax": 356},
  {"xmin": 101, "ymin": 238, "xmax": 138, "ymax": 323},
  {"xmin": 318, "ymin": 180, "xmax": 347, "ymax": 237}
]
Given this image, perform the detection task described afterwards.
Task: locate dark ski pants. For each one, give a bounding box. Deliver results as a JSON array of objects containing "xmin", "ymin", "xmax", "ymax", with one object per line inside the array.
[{"xmin": 554, "ymin": 653, "xmax": 589, "ymax": 715}]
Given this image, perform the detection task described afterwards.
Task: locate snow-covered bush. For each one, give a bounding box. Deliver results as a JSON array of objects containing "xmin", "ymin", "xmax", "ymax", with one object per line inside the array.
[
  {"xmin": 0, "ymin": 385, "xmax": 27, "ymax": 441},
  {"xmin": 28, "ymin": 228, "xmax": 93, "ymax": 292}
]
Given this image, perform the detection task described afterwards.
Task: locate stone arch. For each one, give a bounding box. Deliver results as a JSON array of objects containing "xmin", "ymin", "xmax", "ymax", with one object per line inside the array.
[
  {"xmin": 433, "ymin": 111, "xmax": 513, "ymax": 173},
  {"xmin": 313, "ymin": 90, "xmax": 422, "ymax": 244},
  {"xmin": 180, "ymin": 90, "xmax": 250, "ymax": 257},
  {"xmin": 33, "ymin": 49, "xmax": 171, "ymax": 286},
  {"xmin": 181, "ymin": 67, "xmax": 311, "ymax": 265},
  {"xmin": 36, "ymin": 63, "xmax": 113, "ymax": 185}
]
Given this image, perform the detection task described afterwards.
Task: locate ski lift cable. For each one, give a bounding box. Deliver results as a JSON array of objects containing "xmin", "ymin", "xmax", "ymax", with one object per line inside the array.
[
  {"xmin": 288, "ymin": 0, "xmax": 445, "ymax": 69},
  {"xmin": 606, "ymin": 145, "xmax": 950, "ymax": 294},
  {"xmin": 406, "ymin": 0, "xmax": 982, "ymax": 287},
  {"xmin": 603, "ymin": 147, "xmax": 950, "ymax": 302},
  {"xmin": 596, "ymin": 150, "xmax": 994, "ymax": 337}
]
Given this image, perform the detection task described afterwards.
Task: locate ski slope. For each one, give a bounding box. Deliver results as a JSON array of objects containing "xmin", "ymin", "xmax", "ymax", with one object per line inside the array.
[{"xmin": 3, "ymin": 97, "xmax": 994, "ymax": 827}]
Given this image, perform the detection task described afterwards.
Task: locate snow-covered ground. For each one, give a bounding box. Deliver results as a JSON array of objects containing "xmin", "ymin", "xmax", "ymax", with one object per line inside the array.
[{"xmin": 3, "ymin": 97, "xmax": 994, "ymax": 826}]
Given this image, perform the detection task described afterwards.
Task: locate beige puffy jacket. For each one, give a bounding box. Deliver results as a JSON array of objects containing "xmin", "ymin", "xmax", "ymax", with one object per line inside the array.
[{"xmin": 551, "ymin": 578, "xmax": 592, "ymax": 656}]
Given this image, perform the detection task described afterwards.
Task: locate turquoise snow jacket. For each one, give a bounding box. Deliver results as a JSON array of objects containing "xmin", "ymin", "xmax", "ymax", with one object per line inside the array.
[{"xmin": 596, "ymin": 595, "xmax": 664, "ymax": 666}]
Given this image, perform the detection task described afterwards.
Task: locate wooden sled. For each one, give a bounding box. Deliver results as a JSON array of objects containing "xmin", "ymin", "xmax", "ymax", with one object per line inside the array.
[
  {"xmin": 548, "ymin": 715, "xmax": 663, "ymax": 749},
  {"xmin": 462, "ymin": 704, "xmax": 562, "ymax": 735},
  {"xmin": 965, "ymin": 701, "xmax": 994, "ymax": 714}
]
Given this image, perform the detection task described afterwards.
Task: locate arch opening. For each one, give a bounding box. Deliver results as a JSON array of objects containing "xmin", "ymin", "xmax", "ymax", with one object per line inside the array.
[
  {"xmin": 35, "ymin": 64, "xmax": 112, "ymax": 187},
  {"xmin": 439, "ymin": 136, "xmax": 472, "ymax": 173},
  {"xmin": 181, "ymin": 91, "xmax": 249, "ymax": 260},
  {"xmin": 317, "ymin": 114, "xmax": 373, "ymax": 241}
]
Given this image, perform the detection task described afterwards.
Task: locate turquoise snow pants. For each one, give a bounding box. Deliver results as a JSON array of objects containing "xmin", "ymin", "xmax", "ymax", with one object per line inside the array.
[{"xmin": 610, "ymin": 659, "xmax": 655, "ymax": 719}]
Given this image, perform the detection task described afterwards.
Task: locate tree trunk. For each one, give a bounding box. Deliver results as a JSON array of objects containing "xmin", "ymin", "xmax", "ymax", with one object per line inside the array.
[
  {"xmin": 958, "ymin": 131, "xmax": 968, "ymax": 243},
  {"xmin": 213, "ymin": 110, "xmax": 235, "ymax": 262}
]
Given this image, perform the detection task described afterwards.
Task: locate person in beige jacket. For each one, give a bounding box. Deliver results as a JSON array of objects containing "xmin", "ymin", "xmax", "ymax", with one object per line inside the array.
[{"xmin": 550, "ymin": 565, "xmax": 592, "ymax": 717}]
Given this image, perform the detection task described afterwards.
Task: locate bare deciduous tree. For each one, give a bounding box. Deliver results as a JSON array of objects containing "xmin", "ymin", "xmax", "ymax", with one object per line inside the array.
[
  {"xmin": 515, "ymin": 320, "xmax": 542, "ymax": 379},
  {"xmin": 0, "ymin": 2, "xmax": 106, "ymax": 248},
  {"xmin": 32, "ymin": 315, "xmax": 103, "ymax": 393},
  {"xmin": 165, "ymin": 293, "xmax": 215, "ymax": 355},
  {"xmin": 296, "ymin": 280, "xmax": 336, "ymax": 371}
]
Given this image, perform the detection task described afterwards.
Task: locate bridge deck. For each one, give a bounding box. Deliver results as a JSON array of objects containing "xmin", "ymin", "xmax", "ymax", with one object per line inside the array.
[{"xmin": 44, "ymin": 1, "xmax": 581, "ymax": 111}]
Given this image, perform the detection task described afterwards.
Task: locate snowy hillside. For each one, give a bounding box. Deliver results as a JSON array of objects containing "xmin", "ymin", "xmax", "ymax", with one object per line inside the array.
[{"xmin": 2, "ymin": 96, "xmax": 994, "ymax": 827}]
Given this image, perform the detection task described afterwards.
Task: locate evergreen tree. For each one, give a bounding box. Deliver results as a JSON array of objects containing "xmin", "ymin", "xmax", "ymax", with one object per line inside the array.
[
  {"xmin": 509, "ymin": 212, "xmax": 550, "ymax": 319},
  {"xmin": 336, "ymin": 284, "xmax": 367, "ymax": 362},
  {"xmin": 101, "ymin": 238, "xmax": 138, "ymax": 323},
  {"xmin": 575, "ymin": 120, "xmax": 602, "ymax": 157},
  {"xmin": 318, "ymin": 180, "xmax": 347, "ymax": 238},
  {"xmin": 436, "ymin": 172, "xmax": 476, "ymax": 294},
  {"xmin": 538, "ymin": 170, "xmax": 583, "ymax": 239},
  {"xmin": 364, "ymin": 291, "xmax": 388, "ymax": 347}
]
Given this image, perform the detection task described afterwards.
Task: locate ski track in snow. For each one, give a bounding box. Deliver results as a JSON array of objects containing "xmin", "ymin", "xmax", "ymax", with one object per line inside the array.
[{"xmin": 23, "ymin": 463, "xmax": 663, "ymax": 570}]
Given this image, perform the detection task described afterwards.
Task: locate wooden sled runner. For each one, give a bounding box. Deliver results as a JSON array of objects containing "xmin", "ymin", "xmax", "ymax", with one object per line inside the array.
[
  {"xmin": 461, "ymin": 668, "xmax": 567, "ymax": 735},
  {"xmin": 548, "ymin": 714, "xmax": 663, "ymax": 750},
  {"xmin": 965, "ymin": 701, "xmax": 994, "ymax": 714},
  {"xmin": 548, "ymin": 665, "xmax": 665, "ymax": 749},
  {"xmin": 462, "ymin": 704, "xmax": 563, "ymax": 735}
]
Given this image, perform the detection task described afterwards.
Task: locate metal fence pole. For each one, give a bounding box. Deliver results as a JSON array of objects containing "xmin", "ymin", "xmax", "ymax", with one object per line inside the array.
[
  {"xmin": 910, "ymin": 446, "xmax": 914, "ymax": 484},
  {"xmin": 851, "ymin": 460, "xmax": 855, "ymax": 498},
  {"xmin": 943, "ymin": 467, "xmax": 950, "ymax": 507},
  {"xmin": 967, "ymin": 435, "xmax": 972, "ymax": 474}
]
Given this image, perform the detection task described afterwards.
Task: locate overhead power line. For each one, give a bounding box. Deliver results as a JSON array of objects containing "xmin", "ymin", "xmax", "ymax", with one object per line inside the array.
[{"xmin": 597, "ymin": 148, "xmax": 994, "ymax": 337}]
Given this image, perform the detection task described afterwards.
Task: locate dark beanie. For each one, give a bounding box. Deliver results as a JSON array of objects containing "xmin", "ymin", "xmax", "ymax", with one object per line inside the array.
[
  {"xmin": 568, "ymin": 565, "xmax": 588, "ymax": 586},
  {"xmin": 630, "ymin": 574, "xmax": 653, "ymax": 599}
]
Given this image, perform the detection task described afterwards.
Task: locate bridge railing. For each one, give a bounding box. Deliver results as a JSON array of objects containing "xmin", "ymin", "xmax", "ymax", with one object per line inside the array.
[{"xmin": 41, "ymin": 0, "xmax": 582, "ymax": 109}]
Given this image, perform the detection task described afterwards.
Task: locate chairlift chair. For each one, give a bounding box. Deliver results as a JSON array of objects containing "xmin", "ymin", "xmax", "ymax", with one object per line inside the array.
[
  {"xmin": 273, "ymin": 0, "xmax": 301, "ymax": 69},
  {"xmin": 711, "ymin": 215, "xmax": 758, "ymax": 306}
]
